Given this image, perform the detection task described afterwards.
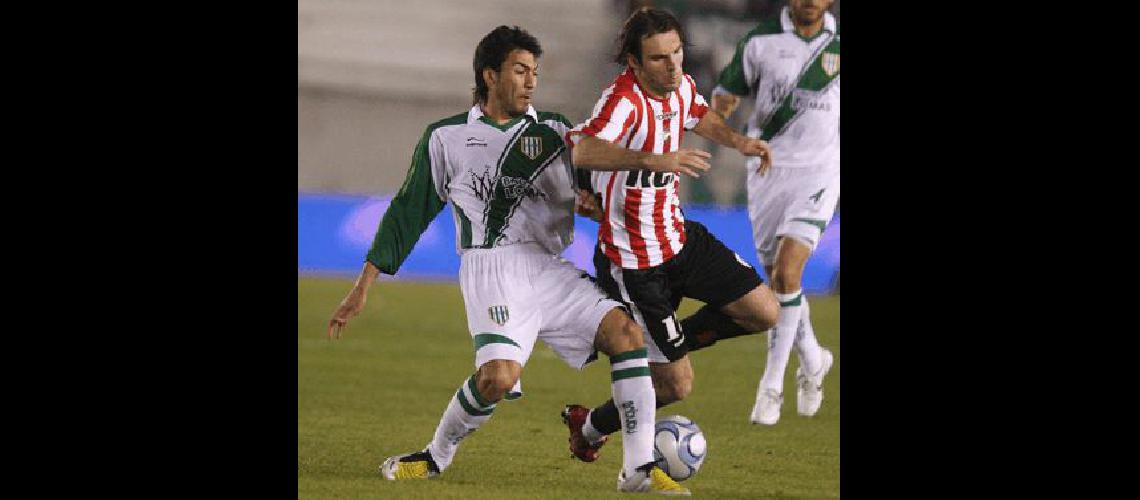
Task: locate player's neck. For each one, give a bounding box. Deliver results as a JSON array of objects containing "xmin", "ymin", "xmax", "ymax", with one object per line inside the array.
[
  {"xmin": 794, "ymin": 19, "xmax": 825, "ymax": 39},
  {"xmin": 631, "ymin": 69, "xmax": 668, "ymax": 100},
  {"xmin": 480, "ymin": 101, "xmax": 514, "ymax": 125}
]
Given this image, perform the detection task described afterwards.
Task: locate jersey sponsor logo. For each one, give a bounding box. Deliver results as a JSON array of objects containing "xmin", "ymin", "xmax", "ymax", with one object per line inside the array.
[
  {"xmin": 822, "ymin": 53, "xmax": 840, "ymax": 76},
  {"xmin": 466, "ymin": 136, "xmax": 488, "ymax": 147},
  {"xmin": 625, "ymin": 170, "xmax": 675, "ymax": 188},
  {"xmin": 499, "ymin": 176, "xmax": 546, "ymax": 200},
  {"xmin": 779, "ymin": 49, "xmax": 797, "ymax": 59},
  {"xmin": 769, "ymin": 79, "xmax": 794, "ymax": 105},
  {"xmin": 468, "ymin": 168, "xmax": 548, "ymax": 202},
  {"xmin": 489, "ymin": 305, "xmax": 510, "ymax": 326},
  {"xmin": 788, "ymin": 93, "xmax": 833, "ymax": 112},
  {"xmin": 519, "ymin": 136, "xmax": 542, "ymax": 160},
  {"xmin": 655, "ymin": 111, "xmax": 678, "ymax": 121}
]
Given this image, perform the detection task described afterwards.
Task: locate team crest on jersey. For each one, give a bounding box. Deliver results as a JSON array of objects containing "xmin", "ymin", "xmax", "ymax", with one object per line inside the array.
[
  {"xmin": 489, "ymin": 305, "xmax": 510, "ymax": 326},
  {"xmin": 822, "ymin": 53, "xmax": 840, "ymax": 76},
  {"xmin": 519, "ymin": 136, "xmax": 542, "ymax": 160}
]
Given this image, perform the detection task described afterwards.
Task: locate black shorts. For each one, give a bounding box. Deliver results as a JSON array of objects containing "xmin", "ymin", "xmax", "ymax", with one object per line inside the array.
[{"xmin": 593, "ymin": 220, "xmax": 764, "ymax": 362}]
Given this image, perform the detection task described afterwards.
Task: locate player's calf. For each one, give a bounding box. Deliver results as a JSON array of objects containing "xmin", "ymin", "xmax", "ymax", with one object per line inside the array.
[{"xmin": 650, "ymin": 358, "xmax": 693, "ymax": 405}]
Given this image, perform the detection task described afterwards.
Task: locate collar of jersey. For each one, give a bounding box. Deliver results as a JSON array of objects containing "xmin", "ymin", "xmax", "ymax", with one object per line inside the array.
[
  {"xmin": 469, "ymin": 105, "xmax": 537, "ymax": 131},
  {"xmin": 780, "ymin": 6, "xmax": 837, "ymax": 43}
]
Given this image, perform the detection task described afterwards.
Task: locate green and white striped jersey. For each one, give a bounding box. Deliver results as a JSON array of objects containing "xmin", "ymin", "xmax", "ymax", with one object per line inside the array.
[
  {"xmin": 714, "ymin": 7, "xmax": 839, "ymax": 169},
  {"xmin": 366, "ymin": 106, "xmax": 577, "ymax": 275}
]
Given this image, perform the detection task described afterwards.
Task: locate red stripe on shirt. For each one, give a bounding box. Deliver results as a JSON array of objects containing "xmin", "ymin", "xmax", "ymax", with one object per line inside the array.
[
  {"xmin": 671, "ymin": 177, "xmax": 686, "ymax": 244},
  {"xmin": 687, "ymin": 75, "xmax": 708, "ymax": 122},
  {"xmin": 618, "ymin": 103, "xmax": 637, "ymax": 146},
  {"xmin": 624, "ymin": 93, "xmax": 643, "ymax": 149},
  {"xmin": 653, "ymin": 187, "xmax": 673, "ymax": 261},
  {"xmin": 640, "ymin": 92, "xmax": 656, "ymax": 153},
  {"xmin": 577, "ymin": 93, "xmax": 624, "ymax": 141},
  {"xmin": 624, "ymin": 188, "xmax": 650, "ymax": 269},
  {"xmin": 674, "ymin": 88, "xmax": 685, "ymax": 147},
  {"xmin": 601, "ymin": 171, "xmax": 621, "ymax": 264}
]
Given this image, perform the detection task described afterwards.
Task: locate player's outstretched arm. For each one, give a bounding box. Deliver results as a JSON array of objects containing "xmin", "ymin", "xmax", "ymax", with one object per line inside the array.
[
  {"xmin": 692, "ymin": 111, "xmax": 773, "ymax": 175},
  {"xmin": 328, "ymin": 262, "xmax": 381, "ymax": 340},
  {"xmin": 571, "ymin": 135, "xmax": 711, "ymax": 178}
]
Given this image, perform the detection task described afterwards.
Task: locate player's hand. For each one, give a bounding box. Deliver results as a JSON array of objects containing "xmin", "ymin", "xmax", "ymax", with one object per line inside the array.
[
  {"xmin": 328, "ymin": 288, "xmax": 367, "ymax": 340},
  {"xmin": 575, "ymin": 189, "xmax": 603, "ymax": 222},
  {"xmin": 735, "ymin": 137, "xmax": 773, "ymax": 175},
  {"xmin": 650, "ymin": 148, "xmax": 712, "ymax": 178}
]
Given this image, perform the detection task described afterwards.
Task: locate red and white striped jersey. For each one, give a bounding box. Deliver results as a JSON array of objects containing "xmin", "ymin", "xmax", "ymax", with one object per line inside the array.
[{"xmin": 568, "ymin": 67, "xmax": 709, "ymax": 269}]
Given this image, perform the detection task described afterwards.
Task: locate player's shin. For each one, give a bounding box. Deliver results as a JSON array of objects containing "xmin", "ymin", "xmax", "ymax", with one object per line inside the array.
[
  {"xmin": 609, "ymin": 348, "xmax": 656, "ymax": 474},
  {"xmin": 758, "ymin": 290, "xmax": 805, "ymax": 392},
  {"xmin": 680, "ymin": 304, "xmax": 755, "ymax": 352},
  {"xmin": 426, "ymin": 373, "xmax": 497, "ymax": 471}
]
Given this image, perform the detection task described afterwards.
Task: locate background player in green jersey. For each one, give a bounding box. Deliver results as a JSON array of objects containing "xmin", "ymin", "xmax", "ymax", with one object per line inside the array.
[{"xmin": 711, "ymin": 0, "xmax": 840, "ymax": 425}]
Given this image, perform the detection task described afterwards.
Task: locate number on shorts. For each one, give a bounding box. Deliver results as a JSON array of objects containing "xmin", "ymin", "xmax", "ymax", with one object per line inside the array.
[{"xmin": 661, "ymin": 315, "xmax": 684, "ymax": 347}]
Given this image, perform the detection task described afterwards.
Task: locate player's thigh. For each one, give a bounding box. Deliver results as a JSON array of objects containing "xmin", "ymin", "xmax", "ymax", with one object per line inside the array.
[
  {"xmin": 773, "ymin": 168, "xmax": 840, "ymax": 255},
  {"xmin": 459, "ymin": 253, "xmax": 543, "ymax": 370},
  {"xmin": 677, "ymin": 220, "xmax": 765, "ymax": 311},
  {"xmin": 747, "ymin": 167, "xmax": 794, "ymax": 268},
  {"xmin": 535, "ymin": 258, "xmax": 628, "ymax": 368},
  {"xmin": 595, "ymin": 251, "xmax": 686, "ymax": 364}
]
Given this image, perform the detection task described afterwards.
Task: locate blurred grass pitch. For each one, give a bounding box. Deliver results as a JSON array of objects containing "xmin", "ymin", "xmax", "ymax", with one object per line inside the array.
[{"xmin": 299, "ymin": 277, "xmax": 839, "ymax": 499}]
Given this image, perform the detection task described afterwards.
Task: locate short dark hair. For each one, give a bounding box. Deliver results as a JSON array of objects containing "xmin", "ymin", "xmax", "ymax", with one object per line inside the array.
[
  {"xmin": 614, "ymin": 7, "xmax": 687, "ymax": 66},
  {"xmin": 472, "ymin": 26, "xmax": 542, "ymax": 104}
]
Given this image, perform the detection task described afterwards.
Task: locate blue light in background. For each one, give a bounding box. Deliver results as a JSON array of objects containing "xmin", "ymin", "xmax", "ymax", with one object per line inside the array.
[{"xmin": 298, "ymin": 193, "xmax": 839, "ymax": 293}]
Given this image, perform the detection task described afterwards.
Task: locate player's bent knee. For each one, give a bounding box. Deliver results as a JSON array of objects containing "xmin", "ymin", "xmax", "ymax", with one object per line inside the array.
[
  {"xmin": 771, "ymin": 267, "xmax": 800, "ymax": 291},
  {"xmin": 476, "ymin": 360, "xmax": 521, "ymax": 402},
  {"xmin": 755, "ymin": 292, "xmax": 780, "ymax": 329}
]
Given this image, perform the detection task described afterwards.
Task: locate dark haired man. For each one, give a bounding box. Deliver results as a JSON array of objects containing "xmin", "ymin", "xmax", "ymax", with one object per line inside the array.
[
  {"xmin": 328, "ymin": 25, "xmax": 688, "ymax": 494},
  {"xmin": 711, "ymin": 0, "xmax": 839, "ymax": 426},
  {"xmin": 561, "ymin": 7, "xmax": 781, "ymax": 465}
]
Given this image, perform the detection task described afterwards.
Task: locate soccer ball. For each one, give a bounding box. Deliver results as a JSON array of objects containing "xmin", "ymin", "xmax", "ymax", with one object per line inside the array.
[{"xmin": 652, "ymin": 415, "xmax": 707, "ymax": 481}]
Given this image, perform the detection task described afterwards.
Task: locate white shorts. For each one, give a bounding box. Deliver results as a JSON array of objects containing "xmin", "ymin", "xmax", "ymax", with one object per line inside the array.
[
  {"xmin": 459, "ymin": 242, "xmax": 624, "ymax": 375},
  {"xmin": 746, "ymin": 164, "xmax": 840, "ymax": 268}
]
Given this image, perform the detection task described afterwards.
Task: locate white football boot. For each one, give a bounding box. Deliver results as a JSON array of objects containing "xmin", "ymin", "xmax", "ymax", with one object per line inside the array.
[
  {"xmin": 617, "ymin": 463, "xmax": 690, "ymax": 495},
  {"xmin": 750, "ymin": 388, "xmax": 783, "ymax": 425},
  {"xmin": 796, "ymin": 348, "xmax": 834, "ymax": 416}
]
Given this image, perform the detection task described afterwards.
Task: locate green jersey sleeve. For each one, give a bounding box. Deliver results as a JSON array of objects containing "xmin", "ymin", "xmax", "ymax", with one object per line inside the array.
[
  {"xmin": 717, "ymin": 36, "xmax": 753, "ymax": 96},
  {"xmin": 365, "ymin": 126, "xmax": 447, "ymax": 275}
]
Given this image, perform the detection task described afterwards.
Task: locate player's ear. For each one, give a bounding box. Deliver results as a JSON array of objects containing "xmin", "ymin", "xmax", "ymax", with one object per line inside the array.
[
  {"xmin": 483, "ymin": 67, "xmax": 498, "ymax": 90},
  {"xmin": 626, "ymin": 53, "xmax": 640, "ymax": 71}
]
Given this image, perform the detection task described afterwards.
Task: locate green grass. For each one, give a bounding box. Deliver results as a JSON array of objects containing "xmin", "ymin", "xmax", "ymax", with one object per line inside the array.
[{"xmin": 299, "ymin": 277, "xmax": 839, "ymax": 499}]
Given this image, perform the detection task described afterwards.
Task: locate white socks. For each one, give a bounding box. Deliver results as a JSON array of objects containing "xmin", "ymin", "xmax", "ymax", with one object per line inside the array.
[
  {"xmin": 426, "ymin": 374, "xmax": 496, "ymax": 471},
  {"xmin": 794, "ymin": 295, "xmax": 824, "ymax": 375},
  {"xmin": 759, "ymin": 290, "xmax": 804, "ymax": 393},
  {"xmin": 609, "ymin": 348, "xmax": 656, "ymax": 475}
]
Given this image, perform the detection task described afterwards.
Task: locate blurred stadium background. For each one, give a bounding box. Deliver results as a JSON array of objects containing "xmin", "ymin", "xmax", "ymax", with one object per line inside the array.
[{"xmin": 298, "ymin": 0, "xmax": 839, "ymax": 292}]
